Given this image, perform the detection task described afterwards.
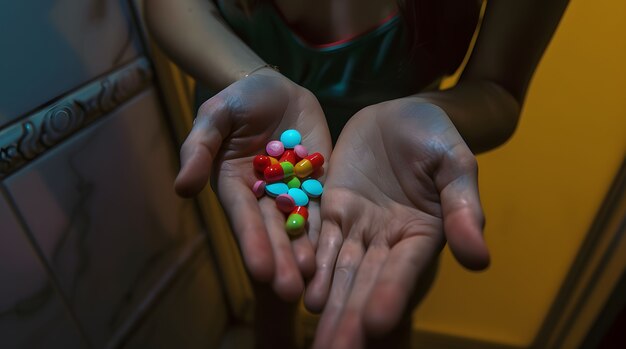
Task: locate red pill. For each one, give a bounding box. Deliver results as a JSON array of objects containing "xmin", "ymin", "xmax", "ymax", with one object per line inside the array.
[
  {"xmin": 253, "ymin": 155, "xmax": 272, "ymax": 173},
  {"xmin": 264, "ymin": 162, "xmax": 294, "ymax": 183},
  {"xmin": 279, "ymin": 150, "xmax": 297, "ymax": 165},
  {"xmin": 291, "ymin": 206, "xmax": 308, "ymax": 220},
  {"xmin": 294, "ymin": 152, "xmax": 324, "ymax": 178}
]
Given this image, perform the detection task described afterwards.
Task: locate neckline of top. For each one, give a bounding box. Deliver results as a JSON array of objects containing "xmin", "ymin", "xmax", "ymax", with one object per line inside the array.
[{"xmin": 267, "ymin": 3, "xmax": 401, "ymax": 51}]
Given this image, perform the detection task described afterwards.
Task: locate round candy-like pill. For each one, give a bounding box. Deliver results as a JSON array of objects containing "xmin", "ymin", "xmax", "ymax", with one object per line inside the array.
[
  {"xmin": 285, "ymin": 176, "xmax": 301, "ymax": 189},
  {"xmin": 265, "ymin": 182, "xmax": 289, "ymax": 197},
  {"xmin": 288, "ymin": 188, "xmax": 309, "ymax": 206},
  {"xmin": 301, "ymin": 179, "xmax": 323, "ymax": 198},
  {"xmin": 294, "ymin": 145, "xmax": 308, "ymax": 160},
  {"xmin": 266, "ymin": 140, "xmax": 284, "ymax": 157},
  {"xmin": 275, "ymin": 194, "xmax": 296, "ymax": 213},
  {"xmin": 280, "ymin": 129, "xmax": 302, "ymax": 149},
  {"xmin": 252, "ymin": 180, "xmax": 266, "ymax": 198}
]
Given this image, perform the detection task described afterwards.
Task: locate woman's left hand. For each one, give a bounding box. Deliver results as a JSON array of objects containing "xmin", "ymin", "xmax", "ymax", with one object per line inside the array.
[{"xmin": 304, "ymin": 98, "xmax": 491, "ymax": 348}]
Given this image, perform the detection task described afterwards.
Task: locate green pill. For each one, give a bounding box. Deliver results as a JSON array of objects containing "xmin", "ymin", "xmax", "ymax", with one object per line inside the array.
[
  {"xmin": 285, "ymin": 176, "xmax": 301, "ymax": 189},
  {"xmin": 285, "ymin": 214, "xmax": 305, "ymax": 236}
]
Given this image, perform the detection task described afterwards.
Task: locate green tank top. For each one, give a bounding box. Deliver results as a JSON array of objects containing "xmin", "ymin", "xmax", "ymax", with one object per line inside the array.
[{"xmin": 212, "ymin": 0, "xmax": 443, "ymax": 140}]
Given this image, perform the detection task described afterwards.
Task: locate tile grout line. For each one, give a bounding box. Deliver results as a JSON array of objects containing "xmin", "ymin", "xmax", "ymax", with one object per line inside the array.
[
  {"xmin": 0, "ymin": 182, "xmax": 94, "ymax": 349},
  {"xmin": 104, "ymin": 233, "xmax": 207, "ymax": 349}
]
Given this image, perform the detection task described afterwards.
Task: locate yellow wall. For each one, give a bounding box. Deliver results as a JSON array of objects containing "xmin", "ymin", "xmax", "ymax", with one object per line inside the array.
[{"xmin": 414, "ymin": 0, "xmax": 626, "ymax": 347}]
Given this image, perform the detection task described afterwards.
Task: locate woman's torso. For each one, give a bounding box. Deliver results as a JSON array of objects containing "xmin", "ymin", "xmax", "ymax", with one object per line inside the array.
[{"xmin": 213, "ymin": 0, "xmax": 480, "ymax": 137}]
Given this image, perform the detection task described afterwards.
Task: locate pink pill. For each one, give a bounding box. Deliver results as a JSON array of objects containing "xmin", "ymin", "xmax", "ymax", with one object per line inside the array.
[
  {"xmin": 275, "ymin": 194, "xmax": 295, "ymax": 213},
  {"xmin": 252, "ymin": 180, "xmax": 266, "ymax": 198},
  {"xmin": 294, "ymin": 144, "xmax": 308, "ymax": 159},
  {"xmin": 266, "ymin": 140, "xmax": 285, "ymax": 157}
]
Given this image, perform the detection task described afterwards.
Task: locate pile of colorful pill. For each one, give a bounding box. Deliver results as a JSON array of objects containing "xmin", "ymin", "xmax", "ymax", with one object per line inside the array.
[{"xmin": 251, "ymin": 129, "xmax": 324, "ymax": 237}]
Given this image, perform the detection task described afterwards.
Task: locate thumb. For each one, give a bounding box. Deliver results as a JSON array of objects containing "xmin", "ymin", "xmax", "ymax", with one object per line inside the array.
[
  {"xmin": 174, "ymin": 98, "xmax": 231, "ymax": 197},
  {"xmin": 436, "ymin": 150, "xmax": 490, "ymax": 270}
]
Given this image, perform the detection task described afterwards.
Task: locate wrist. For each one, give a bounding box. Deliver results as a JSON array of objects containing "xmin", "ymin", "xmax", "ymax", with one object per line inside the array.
[
  {"xmin": 239, "ymin": 64, "xmax": 281, "ymax": 80},
  {"xmin": 355, "ymin": 98, "xmax": 451, "ymax": 126}
]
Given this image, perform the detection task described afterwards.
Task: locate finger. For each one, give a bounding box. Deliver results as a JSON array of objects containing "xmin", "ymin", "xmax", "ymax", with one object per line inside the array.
[
  {"xmin": 330, "ymin": 244, "xmax": 389, "ymax": 349},
  {"xmin": 312, "ymin": 237, "xmax": 364, "ymax": 349},
  {"xmin": 363, "ymin": 235, "xmax": 441, "ymax": 336},
  {"xmin": 174, "ymin": 98, "xmax": 231, "ymax": 197},
  {"xmin": 290, "ymin": 231, "xmax": 316, "ymax": 280},
  {"xmin": 436, "ymin": 148, "xmax": 490, "ymax": 270},
  {"xmin": 305, "ymin": 200, "xmax": 322, "ymax": 250},
  {"xmin": 328, "ymin": 313, "xmax": 364, "ymax": 349},
  {"xmin": 289, "ymin": 199, "xmax": 321, "ymax": 279},
  {"xmin": 304, "ymin": 221, "xmax": 342, "ymax": 312},
  {"xmin": 217, "ymin": 176, "xmax": 275, "ymax": 282},
  {"xmin": 259, "ymin": 198, "xmax": 305, "ymax": 301}
]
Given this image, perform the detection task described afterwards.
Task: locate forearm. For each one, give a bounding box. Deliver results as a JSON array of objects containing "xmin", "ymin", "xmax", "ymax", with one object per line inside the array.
[
  {"xmin": 413, "ymin": 0, "xmax": 568, "ymax": 154},
  {"xmin": 144, "ymin": 0, "xmax": 265, "ymax": 89},
  {"xmin": 413, "ymin": 80, "xmax": 521, "ymax": 154}
]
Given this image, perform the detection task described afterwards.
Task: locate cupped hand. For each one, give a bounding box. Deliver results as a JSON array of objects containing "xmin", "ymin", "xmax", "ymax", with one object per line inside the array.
[
  {"xmin": 175, "ymin": 69, "xmax": 332, "ymax": 301},
  {"xmin": 304, "ymin": 98, "xmax": 490, "ymax": 348}
]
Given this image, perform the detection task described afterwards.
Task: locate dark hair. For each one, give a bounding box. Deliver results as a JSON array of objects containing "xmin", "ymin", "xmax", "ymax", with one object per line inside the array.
[{"xmin": 236, "ymin": 0, "xmax": 480, "ymax": 74}]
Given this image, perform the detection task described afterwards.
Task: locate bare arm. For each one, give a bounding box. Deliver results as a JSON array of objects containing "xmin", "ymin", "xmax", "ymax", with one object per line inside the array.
[
  {"xmin": 145, "ymin": 0, "xmax": 335, "ymax": 302},
  {"xmin": 144, "ymin": 0, "xmax": 267, "ymax": 89},
  {"xmin": 416, "ymin": 0, "xmax": 570, "ymax": 153},
  {"xmin": 305, "ymin": 3, "xmax": 571, "ymax": 344}
]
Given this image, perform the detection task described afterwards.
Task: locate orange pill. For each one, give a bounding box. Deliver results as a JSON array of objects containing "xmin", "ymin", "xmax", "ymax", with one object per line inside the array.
[{"xmin": 294, "ymin": 152, "xmax": 324, "ymax": 178}]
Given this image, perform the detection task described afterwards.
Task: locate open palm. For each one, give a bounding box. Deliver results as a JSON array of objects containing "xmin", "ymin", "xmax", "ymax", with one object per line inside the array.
[
  {"xmin": 305, "ymin": 99, "xmax": 490, "ymax": 348},
  {"xmin": 175, "ymin": 70, "xmax": 332, "ymax": 300}
]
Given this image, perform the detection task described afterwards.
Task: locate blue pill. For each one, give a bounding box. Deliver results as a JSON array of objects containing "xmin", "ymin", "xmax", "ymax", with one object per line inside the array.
[
  {"xmin": 288, "ymin": 188, "xmax": 309, "ymax": 206},
  {"xmin": 301, "ymin": 179, "xmax": 323, "ymax": 198},
  {"xmin": 280, "ymin": 129, "xmax": 302, "ymax": 149},
  {"xmin": 265, "ymin": 182, "xmax": 289, "ymax": 197}
]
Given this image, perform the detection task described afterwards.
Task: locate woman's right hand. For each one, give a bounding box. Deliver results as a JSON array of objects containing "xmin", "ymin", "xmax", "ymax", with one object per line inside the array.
[{"xmin": 175, "ymin": 68, "xmax": 332, "ymax": 301}]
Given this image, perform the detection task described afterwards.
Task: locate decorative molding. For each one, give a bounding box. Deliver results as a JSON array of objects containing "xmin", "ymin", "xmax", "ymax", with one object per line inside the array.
[{"xmin": 0, "ymin": 58, "xmax": 152, "ymax": 178}]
